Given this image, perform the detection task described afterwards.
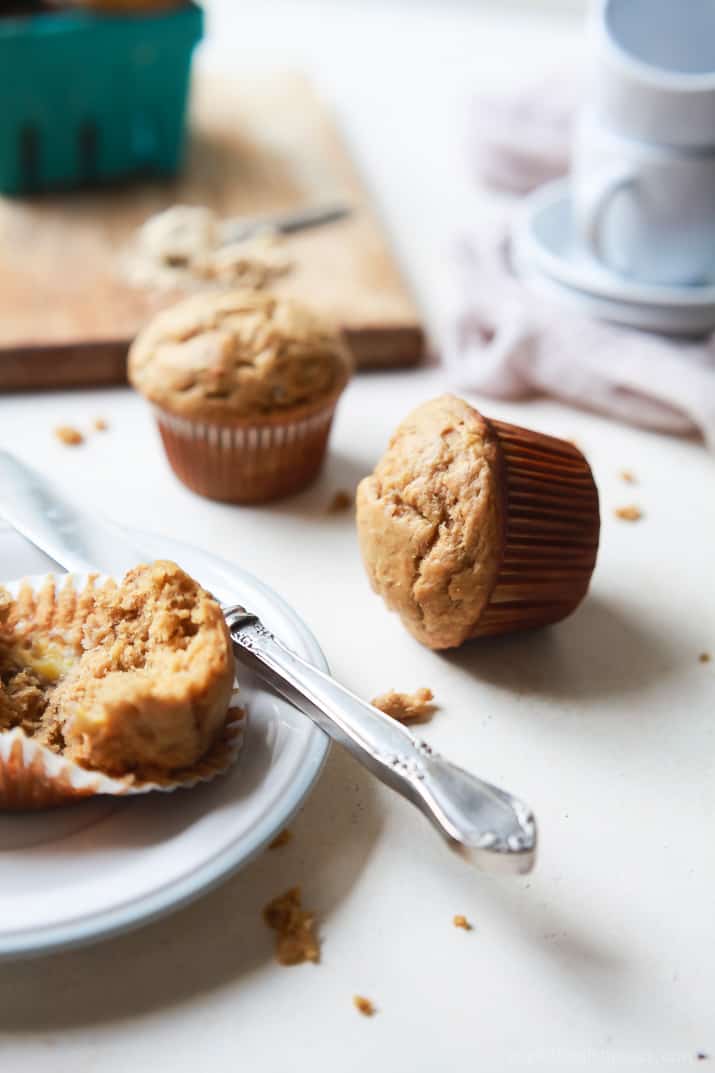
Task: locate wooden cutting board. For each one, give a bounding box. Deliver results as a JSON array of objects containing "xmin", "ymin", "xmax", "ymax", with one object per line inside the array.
[{"xmin": 0, "ymin": 71, "xmax": 423, "ymax": 391}]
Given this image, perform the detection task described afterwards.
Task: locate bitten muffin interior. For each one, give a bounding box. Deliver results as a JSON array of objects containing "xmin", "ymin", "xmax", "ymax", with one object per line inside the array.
[{"xmin": 0, "ymin": 562, "xmax": 234, "ymax": 776}]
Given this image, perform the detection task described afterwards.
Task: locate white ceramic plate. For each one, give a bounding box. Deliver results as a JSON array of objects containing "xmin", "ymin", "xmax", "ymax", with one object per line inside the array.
[
  {"xmin": 511, "ymin": 178, "xmax": 715, "ymax": 334},
  {"xmin": 0, "ymin": 523, "xmax": 329, "ymax": 960},
  {"xmin": 512, "ymin": 248, "xmax": 715, "ymax": 336}
]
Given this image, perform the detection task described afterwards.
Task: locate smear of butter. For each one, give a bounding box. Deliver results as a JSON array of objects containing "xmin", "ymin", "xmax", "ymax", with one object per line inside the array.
[{"xmin": 9, "ymin": 641, "xmax": 76, "ymax": 684}]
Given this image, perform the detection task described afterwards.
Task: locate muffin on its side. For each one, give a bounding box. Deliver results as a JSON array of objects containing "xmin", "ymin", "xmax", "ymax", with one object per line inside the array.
[
  {"xmin": 129, "ymin": 290, "xmax": 352, "ymax": 503},
  {"xmin": 357, "ymin": 394, "xmax": 600, "ymax": 650}
]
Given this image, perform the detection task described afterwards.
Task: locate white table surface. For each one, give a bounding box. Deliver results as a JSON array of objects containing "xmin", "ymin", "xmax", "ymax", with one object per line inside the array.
[{"xmin": 1, "ymin": 3, "xmax": 714, "ymax": 1070}]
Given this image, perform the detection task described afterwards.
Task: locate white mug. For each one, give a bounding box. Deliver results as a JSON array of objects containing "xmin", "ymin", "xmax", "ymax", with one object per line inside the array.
[
  {"xmin": 573, "ymin": 115, "xmax": 715, "ymax": 285},
  {"xmin": 589, "ymin": 0, "xmax": 715, "ymax": 149}
]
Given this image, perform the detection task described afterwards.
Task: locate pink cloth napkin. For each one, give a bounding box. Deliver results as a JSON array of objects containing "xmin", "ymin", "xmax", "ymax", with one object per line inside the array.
[
  {"xmin": 450, "ymin": 78, "xmax": 715, "ymax": 447},
  {"xmin": 468, "ymin": 74, "xmax": 578, "ymax": 194},
  {"xmin": 445, "ymin": 227, "xmax": 715, "ymax": 447}
]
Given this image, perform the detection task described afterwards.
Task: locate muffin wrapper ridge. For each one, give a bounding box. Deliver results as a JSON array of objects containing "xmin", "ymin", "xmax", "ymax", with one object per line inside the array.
[
  {"xmin": 0, "ymin": 574, "xmax": 244, "ymax": 810},
  {"xmin": 470, "ymin": 419, "xmax": 600, "ymax": 639},
  {"xmin": 153, "ymin": 389, "xmax": 344, "ymax": 504}
]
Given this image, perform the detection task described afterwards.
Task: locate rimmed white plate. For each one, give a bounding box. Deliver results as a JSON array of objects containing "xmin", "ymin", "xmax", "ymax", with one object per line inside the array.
[
  {"xmin": 0, "ymin": 523, "xmax": 329, "ymax": 960},
  {"xmin": 512, "ymin": 249, "xmax": 715, "ymax": 336},
  {"xmin": 511, "ymin": 178, "xmax": 715, "ymax": 334}
]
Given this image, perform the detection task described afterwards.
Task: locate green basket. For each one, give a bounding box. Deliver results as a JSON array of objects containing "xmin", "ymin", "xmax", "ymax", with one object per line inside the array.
[{"xmin": 0, "ymin": 2, "xmax": 203, "ymax": 195}]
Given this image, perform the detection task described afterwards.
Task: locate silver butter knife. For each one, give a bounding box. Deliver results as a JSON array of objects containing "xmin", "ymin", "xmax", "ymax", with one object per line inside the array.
[{"xmin": 0, "ymin": 450, "xmax": 537, "ymax": 875}]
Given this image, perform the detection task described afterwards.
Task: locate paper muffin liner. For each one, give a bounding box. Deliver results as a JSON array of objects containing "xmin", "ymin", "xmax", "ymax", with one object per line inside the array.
[
  {"xmin": 153, "ymin": 384, "xmax": 346, "ymax": 504},
  {"xmin": 0, "ymin": 574, "xmax": 244, "ymax": 810},
  {"xmin": 470, "ymin": 418, "xmax": 600, "ymax": 639}
]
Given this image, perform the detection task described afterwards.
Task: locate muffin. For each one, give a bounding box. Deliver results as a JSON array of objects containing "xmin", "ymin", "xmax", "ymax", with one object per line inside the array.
[
  {"xmin": 0, "ymin": 561, "xmax": 239, "ymax": 806},
  {"xmin": 129, "ymin": 290, "xmax": 352, "ymax": 503},
  {"xmin": 356, "ymin": 395, "xmax": 599, "ymax": 649}
]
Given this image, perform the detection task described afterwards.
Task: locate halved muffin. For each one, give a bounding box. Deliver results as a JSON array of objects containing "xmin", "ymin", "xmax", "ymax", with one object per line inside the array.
[{"xmin": 0, "ymin": 561, "xmax": 234, "ymax": 778}]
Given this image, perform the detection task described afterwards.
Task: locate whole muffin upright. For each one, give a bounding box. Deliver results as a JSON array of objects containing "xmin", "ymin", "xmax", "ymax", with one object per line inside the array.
[
  {"xmin": 129, "ymin": 290, "xmax": 352, "ymax": 503},
  {"xmin": 356, "ymin": 395, "xmax": 600, "ymax": 650}
]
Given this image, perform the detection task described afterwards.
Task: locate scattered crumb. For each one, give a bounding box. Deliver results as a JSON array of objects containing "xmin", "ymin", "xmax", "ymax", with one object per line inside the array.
[
  {"xmin": 54, "ymin": 425, "xmax": 84, "ymax": 446},
  {"xmin": 619, "ymin": 469, "xmax": 637, "ymax": 484},
  {"xmin": 699, "ymin": 652, "xmax": 711, "ymax": 664},
  {"xmin": 353, "ymin": 996, "xmax": 376, "ymax": 1017},
  {"xmin": 614, "ymin": 505, "xmax": 643, "ymax": 522},
  {"xmin": 269, "ymin": 828, "xmax": 293, "ymax": 850},
  {"xmin": 263, "ymin": 887, "xmax": 319, "ymax": 966},
  {"xmin": 453, "ymin": 914, "xmax": 472, "ymax": 931},
  {"xmin": 93, "ymin": 418, "xmax": 109, "ymax": 431},
  {"xmin": 328, "ymin": 489, "xmax": 353, "ymax": 513},
  {"xmin": 371, "ymin": 687, "xmax": 435, "ymax": 725}
]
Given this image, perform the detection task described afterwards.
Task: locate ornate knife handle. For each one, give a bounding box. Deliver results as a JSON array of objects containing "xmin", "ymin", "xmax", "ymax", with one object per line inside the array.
[{"xmin": 225, "ymin": 606, "xmax": 536, "ymax": 876}]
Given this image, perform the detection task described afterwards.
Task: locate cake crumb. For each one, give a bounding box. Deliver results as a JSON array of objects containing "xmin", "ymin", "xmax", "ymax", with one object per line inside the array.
[
  {"xmin": 269, "ymin": 828, "xmax": 293, "ymax": 850},
  {"xmin": 328, "ymin": 489, "xmax": 353, "ymax": 513},
  {"xmin": 54, "ymin": 426, "xmax": 84, "ymax": 446},
  {"xmin": 619, "ymin": 469, "xmax": 637, "ymax": 483},
  {"xmin": 699, "ymin": 652, "xmax": 711, "ymax": 664},
  {"xmin": 614, "ymin": 505, "xmax": 643, "ymax": 522},
  {"xmin": 93, "ymin": 418, "xmax": 109, "ymax": 431},
  {"xmin": 453, "ymin": 914, "xmax": 472, "ymax": 931},
  {"xmin": 263, "ymin": 887, "xmax": 319, "ymax": 966},
  {"xmin": 353, "ymin": 996, "xmax": 376, "ymax": 1017},
  {"xmin": 371, "ymin": 687, "xmax": 435, "ymax": 725}
]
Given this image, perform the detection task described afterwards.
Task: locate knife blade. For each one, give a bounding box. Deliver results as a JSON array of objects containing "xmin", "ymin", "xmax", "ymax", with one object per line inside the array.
[
  {"xmin": 0, "ymin": 450, "xmax": 148, "ymax": 577},
  {"xmin": 220, "ymin": 202, "xmax": 351, "ymax": 245}
]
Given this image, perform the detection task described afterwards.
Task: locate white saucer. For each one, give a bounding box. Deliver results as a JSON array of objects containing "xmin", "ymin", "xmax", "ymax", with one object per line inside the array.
[
  {"xmin": 0, "ymin": 523, "xmax": 330, "ymax": 960},
  {"xmin": 511, "ymin": 178, "xmax": 715, "ymax": 334}
]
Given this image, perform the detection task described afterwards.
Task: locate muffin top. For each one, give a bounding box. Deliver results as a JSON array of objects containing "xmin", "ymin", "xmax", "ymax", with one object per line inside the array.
[
  {"xmin": 128, "ymin": 290, "xmax": 352, "ymax": 421},
  {"xmin": 356, "ymin": 394, "xmax": 502, "ymax": 650}
]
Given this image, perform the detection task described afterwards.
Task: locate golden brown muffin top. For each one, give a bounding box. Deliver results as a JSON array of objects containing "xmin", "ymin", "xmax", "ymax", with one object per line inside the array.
[
  {"xmin": 356, "ymin": 395, "xmax": 502, "ymax": 650},
  {"xmin": 128, "ymin": 290, "xmax": 352, "ymax": 421}
]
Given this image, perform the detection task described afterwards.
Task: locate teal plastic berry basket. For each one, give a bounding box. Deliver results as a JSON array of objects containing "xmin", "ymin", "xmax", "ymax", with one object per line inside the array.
[{"xmin": 0, "ymin": 2, "xmax": 203, "ymax": 195}]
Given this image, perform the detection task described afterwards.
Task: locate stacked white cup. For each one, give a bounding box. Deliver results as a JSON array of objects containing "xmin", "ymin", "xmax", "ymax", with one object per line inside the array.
[{"xmin": 573, "ymin": 0, "xmax": 715, "ymax": 286}]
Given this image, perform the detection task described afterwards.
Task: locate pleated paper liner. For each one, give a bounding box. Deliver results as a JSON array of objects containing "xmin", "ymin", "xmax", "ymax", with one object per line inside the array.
[
  {"xmin": 0, "ymin": 574, "xmax": 244, "ymax": 810},
  {"xmin": 153, "ymin": 379, "xmax": 348, "ymax": 504},
  {"xmin": 0, "ymin": 711, "xmax": 244, "ymax": 811},
  {"xmin": 470, "ymin": 418, "xmax": 600, "ymax": 639}
]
